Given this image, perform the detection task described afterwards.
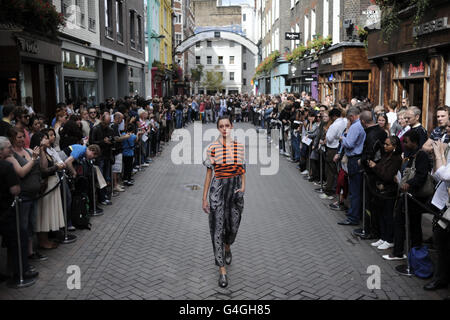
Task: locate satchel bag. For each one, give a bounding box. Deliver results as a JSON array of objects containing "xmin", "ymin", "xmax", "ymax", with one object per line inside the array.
[{"xmin": 401, "ymin": 156, "xmax": 435, "ymax": 198}]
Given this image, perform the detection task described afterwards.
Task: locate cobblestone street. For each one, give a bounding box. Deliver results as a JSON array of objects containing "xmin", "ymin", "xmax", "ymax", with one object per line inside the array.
[{"xmin": 0, "ymin": 122, "xmax": 447, "ymax": 300}]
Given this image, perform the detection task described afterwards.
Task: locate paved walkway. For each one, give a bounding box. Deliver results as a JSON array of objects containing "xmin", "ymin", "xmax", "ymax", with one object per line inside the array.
[{"xmin": 0, "ymin": 122, "xmax": 447, "ymax": 300}]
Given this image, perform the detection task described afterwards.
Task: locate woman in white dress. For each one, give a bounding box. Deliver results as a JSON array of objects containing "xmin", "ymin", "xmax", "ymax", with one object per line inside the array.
[{"xmin": 31, "ymin": 130, "xmax": 65, "ymax": 249}]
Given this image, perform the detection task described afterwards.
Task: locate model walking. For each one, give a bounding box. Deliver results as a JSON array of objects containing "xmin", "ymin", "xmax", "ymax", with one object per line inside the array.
[{"xmin": 202, "ymin": 116, "xmax": 246, "ymax": 288}]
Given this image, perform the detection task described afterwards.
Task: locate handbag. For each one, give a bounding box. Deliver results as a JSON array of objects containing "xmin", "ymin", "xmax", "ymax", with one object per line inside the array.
[{"xmin": 400, "ymin": 155, "xmax": 435, "ymax": 198}]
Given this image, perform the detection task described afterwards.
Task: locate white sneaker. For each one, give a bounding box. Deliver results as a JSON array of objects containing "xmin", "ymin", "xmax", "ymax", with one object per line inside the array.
[
  {"xmin": 142, "ymin": 163, "xmax": 150, "ymax": 167},
  {"xmin": 377, "ymin": 241, "xmax": 394, "ymax": 250},
  {"xmin": 300, "ymin": 170, "xmax": 309, "ymax": 175},
  {"xmin": 382, "ymin": 254, "xmax": 407, "ymax": 261},
  {"xmin": 319, "ymin": 193, "xmax": 334, "ymax": 200},
  {"xmin": 371, "ymin": 239, "xmax": 384, "ymax": 247}
]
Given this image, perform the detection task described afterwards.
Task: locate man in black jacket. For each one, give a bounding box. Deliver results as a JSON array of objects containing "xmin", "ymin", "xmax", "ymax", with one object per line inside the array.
[
  {"xmin": 90, "ymin": 111, "xmax": 114, "ymax": 205},
  {"xmin": 383, "ymin": 130, "xmax": 431, "ymax": 260},
  {"xmin": 359, "ymin": 111, "xmax": 388, "ymax": 239}
]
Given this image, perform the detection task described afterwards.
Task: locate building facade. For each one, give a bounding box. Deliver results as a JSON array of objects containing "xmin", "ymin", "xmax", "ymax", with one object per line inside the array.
[
  {"xmin": 367, "ymin": 0, "xmax": 450, "ymax": 131},
  {"xmin": 195, "ymin": 39, "xmax": 243, "ymax": 95},
  {"xmin": 145, "ymin": 0, "xmax": 161, "ymax": 98},
  {"xmin": 241, "ymin": 4, "xmax": 257, "ymax": 94},
  {"xmin": 56, "ymin": 0, "xmax": 101, "ymax": 106},
  {"xmin": 173, "ymin": 0, "xmax": 195, "ymax": 95},
  {"xmin": 97, "ymin": 0, "xmax": 146, "ymax": 100}
]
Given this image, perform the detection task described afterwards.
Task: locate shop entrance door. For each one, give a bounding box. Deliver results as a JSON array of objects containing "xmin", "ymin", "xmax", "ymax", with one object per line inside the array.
[{"xmin": 406, "ymin": 79, "xmax": 423, "ymax": 109}]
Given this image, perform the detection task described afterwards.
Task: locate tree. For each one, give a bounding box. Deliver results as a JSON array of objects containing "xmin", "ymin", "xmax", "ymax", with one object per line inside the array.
[
  {"xmin": 201, "ymin": 71, "xmax": 224, "ymax": 93},
  {"xmin": 190, "ymin": 65, "xmax": 204, "ymax": 94}
]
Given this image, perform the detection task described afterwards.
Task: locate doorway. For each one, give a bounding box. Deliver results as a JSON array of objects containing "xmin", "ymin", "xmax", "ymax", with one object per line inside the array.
[{"xmin": 407, "ymin": 79, "xmax": 424, "ymax": 109}]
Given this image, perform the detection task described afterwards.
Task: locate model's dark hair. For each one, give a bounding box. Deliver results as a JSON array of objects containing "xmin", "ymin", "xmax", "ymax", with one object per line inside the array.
[{"xmin": 216, "ymin": 115, "xmax": 232, "ymax": 128}]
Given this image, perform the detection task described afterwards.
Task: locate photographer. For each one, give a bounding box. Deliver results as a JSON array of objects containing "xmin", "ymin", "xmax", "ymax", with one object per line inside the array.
[
  {"xmin": 122, "ymin": 124, "xmax": 143, "ymax": 186},
  {"xmin": 89, "ymin": 111, "xmax": 115, "ymax": 206}
]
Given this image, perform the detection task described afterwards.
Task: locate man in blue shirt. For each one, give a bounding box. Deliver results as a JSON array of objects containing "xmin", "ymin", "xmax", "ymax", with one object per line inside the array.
[{"xmin": 338, "ymin": 107, "xmax": 366, "ymax": 225}]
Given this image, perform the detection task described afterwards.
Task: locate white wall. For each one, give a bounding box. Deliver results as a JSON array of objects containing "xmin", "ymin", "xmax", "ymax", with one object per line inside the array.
[
  {"xmin": 54, "ymin": 0, "xmax": 100, "ymax": 45},
  {"xmin": 194, "ymin": 39, "xmax": 243, "ymax": 94}
]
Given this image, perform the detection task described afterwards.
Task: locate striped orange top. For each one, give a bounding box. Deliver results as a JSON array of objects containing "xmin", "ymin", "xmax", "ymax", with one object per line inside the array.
[{"xmin": 206, "ymin": 139, "xmax": 246, "ymax": 179}]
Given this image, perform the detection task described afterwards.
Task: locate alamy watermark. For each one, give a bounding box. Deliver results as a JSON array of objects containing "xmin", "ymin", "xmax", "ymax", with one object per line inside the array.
[
  {"xmin": 67, "ymin": 265, "xmax": 81, "ymax": 290},
  {"xmin": 170, "ymin": 123, "xmax": 280, "ymax": 175},
  {"xmin": 366, "ymin": 265, "xmax": 381, "ymax": 290}
]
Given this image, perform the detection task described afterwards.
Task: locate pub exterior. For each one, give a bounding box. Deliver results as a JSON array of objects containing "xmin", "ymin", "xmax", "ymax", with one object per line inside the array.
[
  {"xmin": 317, "ymin": 42, "xmax": 370, "ymax": 103},
  {"xmin": 367, "ymin": 0, "xmax": 450, "ymax": 130}
]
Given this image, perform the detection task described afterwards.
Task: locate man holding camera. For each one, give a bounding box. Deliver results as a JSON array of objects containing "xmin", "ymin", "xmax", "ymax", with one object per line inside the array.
[{"xmin": 90, "ymin": 111, "xmax": 115, "ymax": 206}]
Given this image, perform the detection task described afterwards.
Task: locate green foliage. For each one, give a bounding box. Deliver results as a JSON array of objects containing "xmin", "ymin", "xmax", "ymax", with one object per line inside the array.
[
  {"xmin": 0, "ymin": 0, "xmax": 65, "ymax": 38},
  {"xmin": 286, "ymin": 35, "xmax": 332, "ymax": 63},
  {"xmin": 201, "ymin": 71, "xmax": 224, "ymax": 93},
  {"xmin": 376, "ymin": 0, "xmax": 431, "ymax": 41},
  {"xmin": 253, "ymin": 50, "xmax": 280, "ymax": 80},
  {"xmin": 190, "ymin": 65, "xmax": 204, "ymax": 84}
]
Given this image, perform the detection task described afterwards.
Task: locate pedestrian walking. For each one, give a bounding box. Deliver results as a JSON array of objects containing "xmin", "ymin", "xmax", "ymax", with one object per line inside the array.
[{"xmin": 202, "ymin": 115, "xmax": 246, "ymax": 288}]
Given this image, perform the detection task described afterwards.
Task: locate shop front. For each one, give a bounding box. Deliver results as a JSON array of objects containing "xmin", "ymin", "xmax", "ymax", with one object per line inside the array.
[
  {"xmin": 0, "ymin": 28, "xmax": 62, "ymax": 118},
  {"xmin": 288, "ymin": 57, "xmax": 318, "ymax": 100},
  {"xmin": 318, "ymin": 43, "xmax": 370, "ymax": 103},
  {"xmin": 270, "ymin": 61, "xmax": 291, "ymax": 94},
  {"xmin": 61, "ymin": 43, "xmax": 98, "ymax": 106},
  {"xmin": 367, "ymin": 1, "xmax": 450, "ymax": 130}
]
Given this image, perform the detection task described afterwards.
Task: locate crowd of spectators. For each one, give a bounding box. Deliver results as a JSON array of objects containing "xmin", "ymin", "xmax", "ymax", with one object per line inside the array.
[{"xmin": 0, "ymin": 94, "xmax": 185, "ymax": 286}]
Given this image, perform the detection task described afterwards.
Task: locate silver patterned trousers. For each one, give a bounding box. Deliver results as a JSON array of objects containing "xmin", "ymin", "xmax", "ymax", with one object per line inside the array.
[{"xmin": 209, "ymin": 175, "xmax": 244, "ymax": 267}]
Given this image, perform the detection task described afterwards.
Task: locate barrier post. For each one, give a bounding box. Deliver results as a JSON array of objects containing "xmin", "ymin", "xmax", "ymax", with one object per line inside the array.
[
  {"xmin": 396, "ymin": 192, "xmax": 413, "ymax": 276},
  {"xmin": 304, "ymin": 145, "xmax": 312, "ymax": 180},
  {"xmin": 7, "ymin": 197, "xmax": 36, "ymax": 288},
  {"xmin": 89, "ymin": 160, "xmax": 103, "ymax": 216},
  {"xmin": 59, "ymin": 170, "xmax": 77, "ymax": 244},
  {"xmin": 353, "ymin": 172, "xmax": 370, "ymax": 239},
  {"xmin": 315, "ymin": 146, "xmax": 325, "ymax": 193}
]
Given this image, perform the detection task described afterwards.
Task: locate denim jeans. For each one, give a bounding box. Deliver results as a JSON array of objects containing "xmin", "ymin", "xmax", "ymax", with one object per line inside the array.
[
  {"xmin": 346, "ymin": 157, "xmax": 362, "ymax": 224},
  {"xmin": 176, "ymin": 109, "xmax": 183, "ymax": 128},
  {"xmin": 291, "ymin": 133, "xmax": 301, "ymax": 161}
]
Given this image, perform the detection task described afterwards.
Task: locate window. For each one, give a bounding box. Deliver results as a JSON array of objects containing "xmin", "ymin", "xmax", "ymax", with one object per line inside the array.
[
  {"xmin": 175, "ymin": 14, "xmax": 181, "ymax": 24},
  {"xmin": 243, "ymin": 62, "xmax": 247, "ymax": 70},
  {"xmin": 323, "ymin": 0, "xmax": 329, "ymax": 37},
  {"xmin": 88, "ymin": 0, "xmax": 96, "ymax": 32},
  {"xmin": 230, "ymin": 72, "xmax": 235, "ymax": 81},
  {"xmin": 105, "ymin": 0, "xmax": 113, "ymax": 38},
  {"xmin": 243, "ymin": 13, "xmax": 246, "ymax": 22},
  {"xmin": 311, "ymin": 9, "xmax": 316, "ymax": 41},
  {"xmin": 230, "ymin": 56, "xmax": 234, "ymax": 64},
  {"xmin": 116, "ymin": 0, "xmax": 123, "ymax": 42},
  {"xmin": 164, "ymin": 44, "xmax": 168, "ymax": 63},
  {"xmin": 130, "ymin": 10, "xmax": 135, "ymax": 48},
  {"xmin": 243, "ymin": 46, "xmax": 246, "ymax": 54},
  {"xmin": 137, "ymin": 15, "xmax": 142, "ymax": 51},
  {"xmin": 218, "ymin": 56, "xmax": 223, "ymax": 64},
  {"xmin": 333, "ymin": 0, "xmax": 340, "ymax": 44},
  {"xmin": 243, "ymin": 78, "xmax": 247, "ymax": 86},
  {"xmin": 304, "ymin": 15, "xmax": 309, "ymax": 45},
  {"xmin": 207, "ymin": 41, "xmax": 212, "ymax": 47},
  {"xmin": 196, "ymin": 41, "xmax": 201, "ymax": 47},
  {"xmin": 75, "ymin": 0, "xmax": 86, "ymax": 27},
  {"xmin": 175, "ymin": 34, "xmax": 182, "ymax": 46},
  {"xmin": 230, "ymin": 41, "xmax": 235, "ymax": 47},
  {"xmin": 207, "ymin": 56, "xmax": 212, "ymax": 64},
  {"xmin": 196, "ymin": 56, "xmax": 200, "ymax": 64},
  {"xmin": 163, "ymin": 7, "xmax": 167, "ymax": 29}
]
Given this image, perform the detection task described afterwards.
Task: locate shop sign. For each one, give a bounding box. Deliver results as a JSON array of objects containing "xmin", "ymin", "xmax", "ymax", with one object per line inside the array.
[
  {"xmin": 16, "ymin": 37, "xmax": 39, "ymax": 54},
  {"xmin": 285, "ymin": 32, "xmax": 301, "ymax": 40},
  {"xmin": 412, "ymin": 17, "xmax": 449, "ymax": 37},
  {"xmin": 321, "ymin": 57, "xmax": 332, "ymax": 65},
  {"xmin": 302, "ymin": 69, "xmax": 316, "ymax": 75},
  {"xmin": 303, "ymin": 77, "xmax": 314, "ymax": 82},
  {"xmin": 328, "ymin": 74, "xmax": 334, "ymax": 81},
  {"xmin": 332, "ymin": 52, "xmax": 342, "ymax": 66},
  {"xmin": 404, "ymin": 61, "xmax": 425, "ymax": 77}
]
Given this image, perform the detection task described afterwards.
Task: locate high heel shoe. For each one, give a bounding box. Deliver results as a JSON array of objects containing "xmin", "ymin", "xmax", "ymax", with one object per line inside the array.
[
  {"xmin": 225, "ymin": 249, "xmax": 232, "ymax": 265},
  {"xmin": 218, "ymin": 273, "xmax": 228, "ymax": 288}
]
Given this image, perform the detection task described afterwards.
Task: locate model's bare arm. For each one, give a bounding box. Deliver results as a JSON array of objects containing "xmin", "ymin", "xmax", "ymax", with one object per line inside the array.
[{"xmin": 202, "ymin": 168, "xmax": 212, "ymax": 214}]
